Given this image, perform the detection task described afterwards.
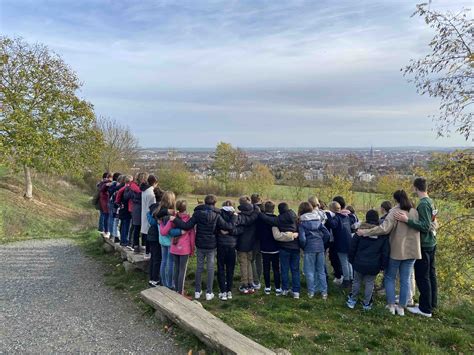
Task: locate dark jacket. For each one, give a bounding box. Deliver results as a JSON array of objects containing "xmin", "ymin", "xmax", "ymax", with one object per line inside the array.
[
  {"xmin": 258, "ymin": 213, "xmax": 279, "ymax": 253},
  {"xmin": 298, "ymin": 212, "xmax": 331, "ymax": 253},
  {"xmin": 234, "ymin": 203, "xmax": 260, "ymax": 252},
  {"xmin": 216, "ymin": 207, "xmax": 239, "ymax": 249},
  {"xmin": 326, "ymin": 211, "xmax": 353, "ymax": 253},
  {"xmin": 146, "ymin": 203, "xmax": 160, "ymax": 242},
  {"xmin": 259, "ymin": 208, "xmax": 299, "ymax": 250},
  {"xmin": 349, "ymin": 222, "xmax": 390, "ymax": 275},
  {"xmin": 173, "ymin": 204, "xmax": 236, "ymax": 250}
]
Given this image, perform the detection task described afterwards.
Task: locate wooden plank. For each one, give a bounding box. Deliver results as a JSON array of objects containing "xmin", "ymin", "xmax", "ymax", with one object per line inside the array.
[
  {"xmin": 141, "ymin": 287, "xmax": 275, "ymax": 355},
  {"xmin": 102, "ymin": 236, "xmax": 149, "ymax": 269}
]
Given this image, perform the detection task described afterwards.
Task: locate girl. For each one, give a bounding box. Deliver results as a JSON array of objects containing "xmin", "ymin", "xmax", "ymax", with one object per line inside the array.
[
  {"xmin": 166, "ymin": 200, "xmax": 195, "ymax": 295},
  {"xmin": 298, "ymin": 202, "xmax": 331, "ymax": 300}
]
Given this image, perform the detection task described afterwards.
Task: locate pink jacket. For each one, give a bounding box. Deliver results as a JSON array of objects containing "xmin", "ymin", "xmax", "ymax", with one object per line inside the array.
[{"xmin": 163, "ymin": 213, "xmax": 195, "ymax": 256}]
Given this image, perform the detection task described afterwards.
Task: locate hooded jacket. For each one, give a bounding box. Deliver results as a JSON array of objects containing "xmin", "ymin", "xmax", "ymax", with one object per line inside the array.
[
  {"xmin": 168, "ymin": 212, "xmax": 195, "ymax": 256},
  {"xmin": 326, "ymin": 210, "xmax": 353, "ymax": 253},
  {"xmin": 349, "ymin": 222, "xmax": 390, "ymax": 275},
  {"xmin": 258, "ymin": 213, "xmax": 279, "ymax": 253},
  {"xmin": 172, "ymin": 204, "xmax": 237, "ymax": 250},
  {"xmin": 140, "ymin": 186, "xmax": 156, "ymax": 234},
  {"xmin": 234, "ymin": 203, "xmax": 260, "ymax": 252},
  {"xmin": 216, "ymin": 207, "xmax": 239, "ymax": 249},
  {"xmin": 298, "ymin": 212, "xmax": 331, "ymax": 253},
  {"xmin": 259, "ymin": 206, "xmax": 299, "ymax": 250}
]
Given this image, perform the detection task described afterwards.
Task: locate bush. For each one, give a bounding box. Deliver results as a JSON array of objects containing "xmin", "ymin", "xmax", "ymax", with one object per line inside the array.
[{"xmin": 158, "ymin": 162, "xmax": 192, "ymax": 196}]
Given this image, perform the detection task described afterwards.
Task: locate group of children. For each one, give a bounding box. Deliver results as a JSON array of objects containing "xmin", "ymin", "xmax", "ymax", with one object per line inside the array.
[{"xmin": 96, "ymin": 171, "xmax": 393, "ymax": 310}]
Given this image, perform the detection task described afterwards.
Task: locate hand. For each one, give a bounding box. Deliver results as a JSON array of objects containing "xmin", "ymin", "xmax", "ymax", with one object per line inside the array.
[
  {"xmin": 181, "ymin": 230, "xmax": 186, "ymax": 235},
  {"xmin": 168, "ymin": 209, "xmax": 175, "ymax": 216},
  {"xmin": 169, "ymin": 216, "xmax": 176, "ymax": 221},
  {"xmin": 394, "ymin": 211, "xmax": 409, "ymax": 223},
  {"xmin": 221, "ymin": 230, "xmax": 229, "ymax": 235},
  {"xmin": 356, "ymin": 230, "xmax": 366, "ymax": 236}
]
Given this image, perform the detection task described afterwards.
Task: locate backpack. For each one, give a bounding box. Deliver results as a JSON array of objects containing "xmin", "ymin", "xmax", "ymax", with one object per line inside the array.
[
  {"xmin": 91, "ymin": 182, "xmax": 103, "ymax": 210},
  {"xmin": 429, "ymin": 204, "xmax": 439, "ymax": 237}
]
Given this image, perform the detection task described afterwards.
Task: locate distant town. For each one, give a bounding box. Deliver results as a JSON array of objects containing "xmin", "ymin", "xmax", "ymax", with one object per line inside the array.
[{"xmin": 134, "ymin": 147, "xmax": 464, "ymax": 184}]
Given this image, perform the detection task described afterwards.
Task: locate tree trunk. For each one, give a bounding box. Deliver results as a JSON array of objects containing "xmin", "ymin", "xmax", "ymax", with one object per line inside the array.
[{"xmin": 23, "ymin": 165, "xmax": 33, "ymax": 199}]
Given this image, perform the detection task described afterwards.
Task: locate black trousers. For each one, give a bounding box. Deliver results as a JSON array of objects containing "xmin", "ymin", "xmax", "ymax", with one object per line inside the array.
[
  {"xmin": 328, "ymin": 242, "xmax": 342, "ymax": 279},
  {"xmin": 415, "ymin": 246, "xmax": 438, "ymax": 314},
  {"xmin": 131, "ymin": 225, "xmax": 141, "ymax": 247},
  {"xmin": 149, "ymin": 241, "xmax": 162, "ymax": 282},
  {"xmin": 142, "ymin": 233, "xmax": 150, "ymax": 254},
  {"xmin": 217, "ymin": 245, "xmax": 236, "ymax": 293},
  {"xmin": 262, "ymin": 252, "xmax": 281, "ymax": 289}
]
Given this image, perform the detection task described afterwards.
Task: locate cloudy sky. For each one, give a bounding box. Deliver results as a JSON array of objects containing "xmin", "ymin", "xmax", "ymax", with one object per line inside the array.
[{"xmin": 2, "ymin": 0, "xmax": 472, "ymax": 147}]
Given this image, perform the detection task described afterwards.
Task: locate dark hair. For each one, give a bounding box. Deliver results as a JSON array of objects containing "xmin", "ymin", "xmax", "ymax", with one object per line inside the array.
[
  {"xmin": 278, "ymin": 202, "xmax": 289, "ymax": 215},
  {"xmin": 176, "ymin": 200, "xmax": 187, "ymax": 213},
  {"xmin": 319, "ymin": 201, "xmax": 327, "ymax": 210},
  {"xmin": 298, "ymin": 202, "xmax": 313, "ymax": 216},
  {"xmin": 147, "ymin": 174, "xmax": 157, "ymax": 186},
  {"xmin": 222, "ymin": 200, "xmax": 234, "ymax": 207},
  {"xmin": 251, "ymin": 193, "xmax": 261, "ymax": 204},
  {"xmin": 393, "ymin": 190, "xmax": 413, "ymax": 211},
  {"xmin": 333, "ymin": 196, "xmax": 346, "ymax": 209},
  {"xmin": 381, "ymin": 200, "xmax": 392, "ymax": 213},
  {"xmin": 239, "ymin": 195, "xmax": 251, "ymax": 205},
  {"xmin": 154, "ymin": 187, "xmax": 164, "ymax": 202},
  {"xmin": 366, "ymin": 209, "xmax": 379, "ymax": 225},
  {"xmin": 346, "ymin": 205, "xmax": 355, "ymax": 214},
  {"xmin": 112, "ymin": 172, "xmax": 121, "ymax": 181},
  {"xmin": 264, "ymin": 200, "xmax": 275, "ymax": 214},
  {"xmin": 102, "ymin": 172, "xmax": 111, "ymax": 179},
  {"xmin": 205, "ymin": 194, "xmax": 217, "ymax": 206},
  {"xmin": 413, "ymin": 177, "xmax": 427, "ymax": 192}
]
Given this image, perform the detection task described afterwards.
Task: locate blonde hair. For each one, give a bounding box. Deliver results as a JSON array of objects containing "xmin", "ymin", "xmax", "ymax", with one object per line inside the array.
[
  {"xmin": 329, "ymin": 201, "xmax": 341, "ymax": 213},
  {"xmin": 135, "ymin": 172, "xmax": 148, "ymax": 184},
  {"xmin": 159, "ymin": 191, "xmax": 176, "ymax": 210},
  {"xmin": 124, "ymin": 175, "xmax": 133, "ymax": 183},
  {"xmin": 308, "ymin": 196, "xmax": 320, "ymax": 209}
]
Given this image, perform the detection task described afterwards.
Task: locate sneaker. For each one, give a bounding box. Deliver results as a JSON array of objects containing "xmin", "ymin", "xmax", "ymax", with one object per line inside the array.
[
  {"xmin": 114, "ymin": 237, "xmax": 120, "ymax": 243},
  {"xmin": 308, "ymin": 292, "xmax": 315, "ymax": 299},
  {"xmin": 407, "ymin": 306, "xmax": 432, "ymax": 318},
  {"xmin": 386, "ymin": 304, "xmax": 396, "ymax": 315},
  {"xmin": 143, "ymin": 253, "xmax": 151, "ymax": 260},
  {"xmin": 322, "ymin": 293, "xmax": 328, "ymax": 300},
  {"xmin": 126, "ymin": 246, "xmax": 134, "ymax": 251},
  {"xmin": 396, "ymin": 305, "xmax": 405, "ymax": 316},
  {"xmin": 148, "ymin": 280, "xmax": 159, "ymax": 288},
  {"xmin": 218, "ymin": 293, "xmax": 227, "ymax": 301},
  {"xmin": 239, "ymin": 285, "xmax": 249, "ymax": 294},
  {"xmin": 363, "ymin": 302, "xmax": 373, "ymax": 311},
  {"xmin": 275, "ymin": 288, "xmax": 283, "ymax": 296},
  {"xmin": 194, "ymin": 291, "xmax": 202, "ymax": 300},
  {"xmin": 247, "ymin": 285, "xmax": 255, "ymax": 294},
  {"xmin": 264, "ymin": 287, "xmax": 271, "ymax": 295},
  {"xmin": 346, "ymin": 295, "xmax": 357, "ymax": 309},
  {"xmin": 293, "ymin": 292, "xmax": 300, "ymax": 299},
  {"xmin": 205, "ymin": 293, "xmax": 214, "ymax": 301},
  {"xmin": 282, "ymin": 289, "xmax": 289, "ymax": 296},
  {"xmin": 227, "ymin": 291, "xmax": 233, "ymax": 300},
  {"xmin": 252, "ymin": 282, "xmax": 261, "ymax": 290},
  {"xmin": 333, "ymin": 276, "xmax": 343, "ymax": 285}
]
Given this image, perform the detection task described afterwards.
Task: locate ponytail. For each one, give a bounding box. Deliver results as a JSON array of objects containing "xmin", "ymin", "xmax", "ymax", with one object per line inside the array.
[{"xmin": 393, "ymin": 190, "xmax": 413, "ymax": 212}]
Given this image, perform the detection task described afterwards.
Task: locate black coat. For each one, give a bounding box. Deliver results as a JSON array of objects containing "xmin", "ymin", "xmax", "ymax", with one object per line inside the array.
[
  {"xmin": 146, "ymin": 203, "xmax": 160, "ymax": 242},
  {"xmin": 258, "ymin": 213, "xmax": 279, "ymax": 253},
  {"xmin": 216, "ymin": 209, "xmax": 239, "ymax": 248},
  {"xmin": 349, "ymin": 223, "xmax": 390, "ymax": 275},
  {"xmin": 173, "ymin": 204, "xmax": 236, "ymax": 250},
  {"xmin": 234, "ymin": 203, "xmax": 260, "ymax": 252},
  {"xmin": 259, "ymin": 209, "xmax": 299, "ymax": 250}
]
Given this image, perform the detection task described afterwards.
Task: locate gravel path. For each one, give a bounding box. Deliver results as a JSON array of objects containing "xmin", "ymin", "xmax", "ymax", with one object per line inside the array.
[{"xmin": 0, "ymin": 239, "xmax": 184, "ymax": 354}]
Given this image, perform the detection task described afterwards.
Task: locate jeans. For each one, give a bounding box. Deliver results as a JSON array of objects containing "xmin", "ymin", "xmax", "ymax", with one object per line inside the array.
[
  {"xmin": 238, "ymin": 251, "xmax": 253, "ymax": 286},
  {"xmin": 119, "ymin": 218, "xmax": 131, "ymax": 245},
  {"xmin": 149, "ymin": 241, "xmax": 162, "ymax": 282},
  {"xmin": 160, "ymin": 245, "xmax": 174, "ymax": 289},
  {"xmin": 98, "ymin": 211, "xmax": 105, "ymax": 232},
  {"xmin": 107, "ymin": 202, "xmax": 116, "ymax": 235},
  {"xmin": 262, "ymin": 252, "xmax": 281, "ymax": 290},
  {"xmin": 329, "ymin": 242, "xmax": 342, "ymax": 279},
  {"xmin": 98, "ymin": 212, "xmax": 109, "ymax": 233},
  {"xmin": 173, "ymin": 254, "xmax": 189, "ymax": 294},
  {"xmin": 337, "ymin": 252, "xmax": 353, "ymax": 281},
  {"xmin": 415, "ymin": 246, "xmax": 438, "ymax": 314},
  {"xmin": 384, "ymin": 258, "xmax": 416, "ymax": 306},
  {"xmin": 111, "ymin": 218, "xmax": 119, "ymax": 238},
  {"xmin": 251, "ymin": 249, "xmax": 263, "ymax": 284},
  {"xmin": 195, "ymin": 248, "xmax": 215, "ymax": 294},
  {"xmin": 217, "ymin": 245, "xmax": 236, "ymax": 293},
  {"xmin": 279, "ymin": 248, "xmax": 300, "ymax": 293},
  {"xmin": 352, "ymin": 271, "xmax": 376, "ymax": 305},
  {"xmin": 304, "ymin": 252, "xmax": 327, "ymax": 294}
]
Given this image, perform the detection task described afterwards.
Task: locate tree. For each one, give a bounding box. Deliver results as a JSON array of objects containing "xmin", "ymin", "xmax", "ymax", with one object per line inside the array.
[
  {"xmin": 286, "ymin": 166, "xmax": 307, "ymax": 201},
  {"xmin": 212, "ymin": 142, "xmax": 249, "ymax": 195},
  {"xmin": 376, "ymin": 171, "xmax": 413, "ymax": 199},
  {"xmin": 158, "ymin": 160, "xmax": 192, "ymax": 196},
  {"xmin": 96, "ymin": 116, "xmax": 139, "ymax": 173},
  {"xmin": 0, "ymin": 36, "xmax": 102, "ymax": 198},
  {"xmin": 247, "ymin": 163, "xmax": 275, "ymax": 198},
  {"xmin": 318, "ymin": 174, "xmax": 354, "ymax": 206},
  {"xmin": 403, "ymin": 3, "xmax": 473, "ymax": 139}
]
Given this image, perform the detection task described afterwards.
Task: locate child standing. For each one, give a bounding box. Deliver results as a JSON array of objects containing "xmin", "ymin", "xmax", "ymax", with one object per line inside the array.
[
  {"xmin": 146, "ymin": 187, "xmax": 164, "ymax": 287},
  {"xmin": 298, "ymin": 202, "xmax": 331, "ymax": 300},
  {"xmin": 168, "ymin": 200, "xmax": 195, "ymax": 295},
  {"xmin": 347, "ymin": 209, "xmax": 389, "ymax": 310}
]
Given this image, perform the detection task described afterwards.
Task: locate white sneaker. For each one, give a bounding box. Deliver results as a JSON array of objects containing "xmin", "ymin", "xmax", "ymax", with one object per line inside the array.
[
  {"xmin": 252, "ymin": 282, "xmax": 261, "ymax": 290},
  {"xmin": 333, "ymin": 277, "xmax": 343, "ymax": 285},
  {"xmin": 218, "ymin": 293, "xmax": 227, "ymax": 301},
  {"xmin": 396, "ymin": 305, "xmax": 405, "ymax": 316},
  {"xmin": 264, "ymin": 287, "xmax": 271, "ymax": 295},
  {"xmin": 407, "ymin": 306, "xmax": 432, "ymax": 318},
  {"xmin": 143, "ymin": 253, "xmax": 151, "ymax": 260},
  {"xmin": 205, "ymin": 293, "xmax": 215, "ymax": 301},
  {"xmin": 293, "ymin": 292, "xmax": 300, "ymax": 299},
  {"xmin": 194, "ymin": 291, "xmax": 202, "ymax": 300},
  {"xmin": 386, "ymin": 304, "xmax": 396, "ymax": 315},
  {"xmin": 227, "ymin": 291, "xmax": 232, "ymax": 300},
  {"xmin": 282, "ymin": 290, "xmax": 289, "ymax": 296}
]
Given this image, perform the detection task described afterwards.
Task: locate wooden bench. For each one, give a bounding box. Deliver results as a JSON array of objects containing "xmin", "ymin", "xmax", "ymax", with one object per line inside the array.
[
  {"xmin": 141, "ymin": 287, "xmax": 276, "ymax": 355},
  {"xmin": 102, "ymin": 236, "xmax": 149, "ymax": 272}
]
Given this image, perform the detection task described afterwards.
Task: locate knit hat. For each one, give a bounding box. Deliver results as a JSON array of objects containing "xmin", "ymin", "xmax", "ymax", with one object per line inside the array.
[{"xmin": 365, "ymin": 209, "xmax": 379, "ymax": 225}]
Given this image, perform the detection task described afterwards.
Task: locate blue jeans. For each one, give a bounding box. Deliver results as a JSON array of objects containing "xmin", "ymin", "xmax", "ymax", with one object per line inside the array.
[
  {"xmin": 160, "ymin": 245, "xmax": 174, "ymax": 289},
  {"xmin": 98, "ymin": 211, "xmax": 105, "ymax": 232},
  {"xmin": 337, "ymin": 252, "xmax": 353, "ymax": 281},
  {"xmin": 119, "ymin": 218, "xmax": 131, "ymax": 245},
  {"xmin": 385, "ymin": 258, "xmax": 416, "ymax": 306},
  {"xmin": 304, "ymin": 252, "xmax": 327, "ymax": 294},
  {"xmin": 280, "ymin": 248, "xmax": 300, "ymax": 293},
  {"xmin": 101, "ymin": 213, "xmax": 109, "ymax": 233},
  {"xmin": 107, "ymin": 202, "xmax": 117, "ymax": 236}
]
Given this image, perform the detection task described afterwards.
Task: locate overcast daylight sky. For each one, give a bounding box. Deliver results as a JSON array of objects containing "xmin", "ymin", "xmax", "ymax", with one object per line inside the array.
[{"xmin": 2, "ymin": 0, "xmax": 472, "ymax": 148}]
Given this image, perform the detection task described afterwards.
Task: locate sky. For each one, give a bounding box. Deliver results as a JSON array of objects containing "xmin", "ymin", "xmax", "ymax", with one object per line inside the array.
[{"xmin": 2, "ymin": 0, "xmax": 472, "ymax": 148}]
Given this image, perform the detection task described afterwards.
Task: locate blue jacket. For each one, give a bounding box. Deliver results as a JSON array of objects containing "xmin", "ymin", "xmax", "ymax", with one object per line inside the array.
[
  {"xmin": 326, "ymin": 212, "xmax": 353, "ymax": 253},
  {"xmin": 298, "ymin": 212, "xmax": 331, "ymax": 253}
]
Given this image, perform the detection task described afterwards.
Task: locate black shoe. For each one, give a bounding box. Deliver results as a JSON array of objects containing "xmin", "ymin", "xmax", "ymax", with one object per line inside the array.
[
  {"xmin": 114, "ymin": 237, "xmax": 120, "ymax": 243},
  {"xmin": 133, "ymin": 246, "xmax": 140, "ymax": 254}
]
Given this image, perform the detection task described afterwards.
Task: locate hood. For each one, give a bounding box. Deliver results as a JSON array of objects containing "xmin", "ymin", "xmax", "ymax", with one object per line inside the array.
[
  {"xmin": 222, "ymin": 206, "xmax": 235, "ymax": 213},
  {"xmin": 339, "ymin": 209, "xmax": 351, "ymax": 216},
  {"xmin": 177, "ymin": 212, "xmax": 191, "ymax": 222},
  {"xmin": 195, "ymin": 204, "xmax": 220, "ymax": 214},
  {"xmin": 279, "ymin": 210, "xmax": 296, "ymax": 225},
  {"xmin": 149, "ymin": 202, "xmax": 159, "ymax": 213},
  {"xmin": 238, "ymin": 203, "xmax": 254, "ymax": 215},
  {"xmin": 278, "ymin": 203, "xmax": 289, "ymax": 215},
  {"xmin": 300, "ymin": 219, "xmax": 322, "ymax": 231},
  {"xmin": 300, "ymin": 211, "xmax": 321, "ymax": 222},
  {"xmin": 140, "ymin": 183, "xmax": 150, "ymax": 192},
  {"xmin": 360, "ymin": 222, "xmax": 378, "ymax": 229}
]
